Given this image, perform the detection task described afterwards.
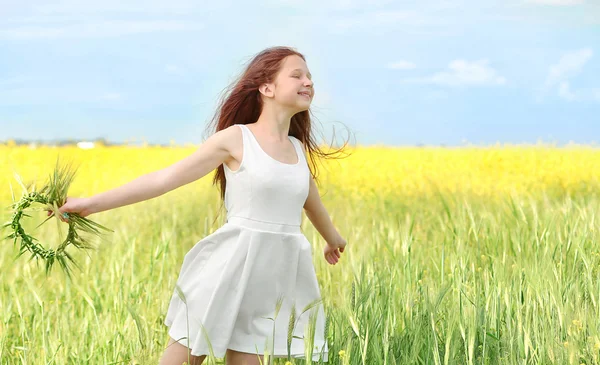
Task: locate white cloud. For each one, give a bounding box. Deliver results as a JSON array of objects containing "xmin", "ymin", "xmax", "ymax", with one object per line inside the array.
[
  {"xmin": 0, "ymin": 20, "xmax": 203, "ymax": 39},
  {"xmin": 388, "ymin": 61, "xmax": 416, "ymax": 70},
  {"xmin": 558, "ymin": 82, "xmax": 576, "ymax": 101},
  {"xmin": 555, "ymin": 82, "xmax": 600, "ymax": 102},
  {"xmin": 404, "ymin": 59, "xmax": 506, "ymax": 87},
  {"xmin": 543, "ymin": 48, "xmax": 598, "ymax": 102},
  {"xmin": 527, "ymin": 0, "xmax": 584, "ymax": 5},
  {"xmin": 545, "ymin": 48, "xmax": 593, "ymax": 87}
]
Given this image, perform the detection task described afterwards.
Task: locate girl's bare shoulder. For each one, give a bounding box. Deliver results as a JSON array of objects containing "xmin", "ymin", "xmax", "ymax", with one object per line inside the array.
[{"xmin": 208, "ymin": 124, "xmax": 242, "ymax": 152}]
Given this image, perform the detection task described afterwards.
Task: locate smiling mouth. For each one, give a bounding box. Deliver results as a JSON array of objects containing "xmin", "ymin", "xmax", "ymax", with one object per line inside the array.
[{"xmin": 298, "ymin": 92, "xmax": 311, "ymax": 98}]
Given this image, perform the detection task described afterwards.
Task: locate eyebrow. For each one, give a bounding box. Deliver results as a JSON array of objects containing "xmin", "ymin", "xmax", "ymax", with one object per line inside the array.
[{"xmin": 291, "ymin": 68, "xmax": 312, "ymax": 78}]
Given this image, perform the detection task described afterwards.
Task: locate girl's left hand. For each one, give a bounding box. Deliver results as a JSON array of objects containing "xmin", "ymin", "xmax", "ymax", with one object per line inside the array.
[{"xmin": 323, "ymin": 236, "xmax": 347, "ymax": 265}]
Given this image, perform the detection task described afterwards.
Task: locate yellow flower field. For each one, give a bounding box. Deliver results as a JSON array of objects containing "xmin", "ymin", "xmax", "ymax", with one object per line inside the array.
[{"xmin": 1, "ymin": 143, "xmax": 598, "ymax": 203}]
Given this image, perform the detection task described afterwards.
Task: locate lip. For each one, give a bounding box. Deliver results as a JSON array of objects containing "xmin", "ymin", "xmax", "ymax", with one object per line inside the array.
[{"xmin": 298, "ymin": 91, "xmax": 312, "ymax": 98}]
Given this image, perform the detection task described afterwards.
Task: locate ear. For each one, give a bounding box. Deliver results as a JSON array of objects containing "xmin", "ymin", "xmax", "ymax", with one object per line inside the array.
[{"xmin": 259, "ymin": 82, "xmax": 275, "ymax": 98}]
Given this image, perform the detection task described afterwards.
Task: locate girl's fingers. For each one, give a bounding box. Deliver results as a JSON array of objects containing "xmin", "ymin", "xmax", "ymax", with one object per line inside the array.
[{"xmin": 324, "ymin": 251, "xmax": 341, "ymax": 265}]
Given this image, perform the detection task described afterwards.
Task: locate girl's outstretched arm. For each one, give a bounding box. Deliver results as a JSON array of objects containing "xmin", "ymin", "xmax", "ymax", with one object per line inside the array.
[{"xmin": 80, "ymin": 126, "xmax": 238, "ymax": 216}]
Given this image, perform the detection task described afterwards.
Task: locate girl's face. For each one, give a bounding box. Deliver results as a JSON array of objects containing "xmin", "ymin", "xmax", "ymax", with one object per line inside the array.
[{"xmin": 270, "ymin": 55, "xmax": 314, "ymax": 112}]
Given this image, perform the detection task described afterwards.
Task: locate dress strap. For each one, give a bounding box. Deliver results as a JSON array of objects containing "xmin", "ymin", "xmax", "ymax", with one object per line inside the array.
[
  {"xmin": 232, "ymin": 124, "xmax": 257, "ymax": 169},
  {"xmin": 237, "ymin": 124, "xmax": 263, "ymax": 159},
  {"xmin": 289, "ymin": 136, "xmax": 306, "ymax": 165}
]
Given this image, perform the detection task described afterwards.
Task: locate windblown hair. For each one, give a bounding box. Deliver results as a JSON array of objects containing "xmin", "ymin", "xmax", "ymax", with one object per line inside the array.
[{"xmin": 203, "ymin": 46, "xmax": 352, "ymax": 206}]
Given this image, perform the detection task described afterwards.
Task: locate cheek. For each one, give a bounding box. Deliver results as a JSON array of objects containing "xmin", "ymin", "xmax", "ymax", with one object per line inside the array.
[{"xmin": 285, "ymin": 87, "xmax": 300, "ymax": 99}]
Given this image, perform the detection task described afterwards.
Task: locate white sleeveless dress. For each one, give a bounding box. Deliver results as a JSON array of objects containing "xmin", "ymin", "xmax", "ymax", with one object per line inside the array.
[{"xmin": 164, "ymin": 123, "xmax": 329, "ymax": 361}]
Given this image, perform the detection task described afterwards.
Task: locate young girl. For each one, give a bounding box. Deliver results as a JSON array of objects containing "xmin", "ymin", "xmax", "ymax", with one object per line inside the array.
[{"xmin": 51, "ymin": 46, "xmax": 348, "ymax": 365}]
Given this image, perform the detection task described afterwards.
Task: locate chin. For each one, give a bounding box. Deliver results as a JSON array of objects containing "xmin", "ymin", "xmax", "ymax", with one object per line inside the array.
[
  {"xmin": 290, "ymin": 102, "xmax": 309, "ymax": 112},
  {"xmin": 300, "ymin": 100, "xmax": 312, "ymax": 108}
]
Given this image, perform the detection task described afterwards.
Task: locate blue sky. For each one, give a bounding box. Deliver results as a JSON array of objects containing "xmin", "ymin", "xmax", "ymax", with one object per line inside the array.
[{"xmin": 1, "ymin": 0, "xmax": 599, "ymax": 147}]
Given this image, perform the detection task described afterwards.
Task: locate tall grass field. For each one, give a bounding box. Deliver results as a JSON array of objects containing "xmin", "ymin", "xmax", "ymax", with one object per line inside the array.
[{"xmin": 1, "ymin": 143, "xmax": 600, "ymax": 364}]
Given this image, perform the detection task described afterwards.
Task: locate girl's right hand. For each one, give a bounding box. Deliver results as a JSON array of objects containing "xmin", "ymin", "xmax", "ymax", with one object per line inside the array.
[{"xmin": 46, "ymin": 197, "xmax": 94, "ymax": 223}]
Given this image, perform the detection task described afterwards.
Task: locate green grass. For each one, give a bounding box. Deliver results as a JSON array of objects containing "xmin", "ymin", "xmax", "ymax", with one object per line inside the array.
[{"xmin": 1, "ymin": 183, "xmax": 600, "ymax": 364}]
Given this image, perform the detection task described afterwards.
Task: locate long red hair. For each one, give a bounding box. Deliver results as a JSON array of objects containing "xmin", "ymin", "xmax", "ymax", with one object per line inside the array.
[{"xmin": 203, "ymin": 46, "xmax": 352, "ymax": 206}]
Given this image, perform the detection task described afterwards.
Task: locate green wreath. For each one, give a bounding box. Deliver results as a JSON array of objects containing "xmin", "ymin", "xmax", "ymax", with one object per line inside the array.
[{"xmin": 2, "ymin": 159, "xmax": 113, "ymax": 277}]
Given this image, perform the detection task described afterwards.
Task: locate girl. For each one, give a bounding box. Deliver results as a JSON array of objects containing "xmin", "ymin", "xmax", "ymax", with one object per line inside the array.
[{"xmin": 51, "ymin": 46, "xmax": 349, "ymax": 365}]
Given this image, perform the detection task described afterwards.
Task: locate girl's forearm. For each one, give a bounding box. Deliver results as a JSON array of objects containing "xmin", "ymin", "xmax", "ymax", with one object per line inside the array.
[
  {"xmin": 305, "ymin": 204, "xmax": 341, "ymax": 245},
  {"xmin": 88, "ymin": 170, "xmax": 166, "ymax": 215}
]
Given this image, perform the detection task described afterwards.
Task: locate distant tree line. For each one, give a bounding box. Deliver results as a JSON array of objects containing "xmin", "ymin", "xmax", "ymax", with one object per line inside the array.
[{"xmin": 1, "ymin": 137, "xmax": 173, "ymax": 147}]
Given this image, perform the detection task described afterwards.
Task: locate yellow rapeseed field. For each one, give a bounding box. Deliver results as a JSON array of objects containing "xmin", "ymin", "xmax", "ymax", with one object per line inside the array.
[{"xmin": 1, "ymin": 143, "xmax": 599, "ymax": 203}]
